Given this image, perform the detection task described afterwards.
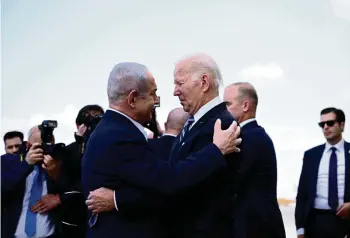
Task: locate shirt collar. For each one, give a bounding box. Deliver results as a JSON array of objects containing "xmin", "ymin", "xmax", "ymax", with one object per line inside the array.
[
  {"xmin": 240, "ymin": 118, "xmax": 256, "ymax": 128},
  {"xmin": 192, "ymin": 96, "xmax": 222, "ymax": 126},
  {"xmin": 325, "ymin": 139, "xmax": 344, "ymax": 152},
  {"xmin": 107, "ymin": 108, "xmax": 148, "ymax": 140},
  {"xmin": 162, "ymin": 133, "xmax": 177, "ymax": 137}
]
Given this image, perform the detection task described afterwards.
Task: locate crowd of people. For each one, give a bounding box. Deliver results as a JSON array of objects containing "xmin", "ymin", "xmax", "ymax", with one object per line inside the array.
[{"xmin": 1, "ymin": 53, "xmax": 349, "ymax": 238}]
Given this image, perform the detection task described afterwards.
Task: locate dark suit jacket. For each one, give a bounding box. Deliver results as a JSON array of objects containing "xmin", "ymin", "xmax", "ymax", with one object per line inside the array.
[
  {"xmin": 167, "ymin": 103, "xmax": 241, "ymax": 238},
  {"xmin": 232, "ymin": 120, "xmax": 286, "ymax": 238},
  {"xmin": 295, "ymin": 141, "xmax": 350, "ymax": 231},
  {"xmin": 1, "ymin": 153, "xmax": 63, "ymax": 238},
  {"xmin": 81, "ymin": 110, "xmax": 227, "ymax": 238}
]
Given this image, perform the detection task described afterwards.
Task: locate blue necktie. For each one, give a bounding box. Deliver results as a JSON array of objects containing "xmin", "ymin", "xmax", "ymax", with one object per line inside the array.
[
  {"xmin": 25, "ymin": 166, "xmax": 44, "ymax": 237},
  {"xmin": 328, "ymin": 147, "xmax": 339, "ymax": 211},
  {"xmin": 179, "ymin": 116, "xmax": 195, "ymax": 142}
]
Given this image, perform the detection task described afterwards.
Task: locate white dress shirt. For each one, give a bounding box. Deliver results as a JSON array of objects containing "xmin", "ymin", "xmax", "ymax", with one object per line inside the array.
[
  {"xmin": 108, "ymin": 108, "xmax": 148, "ymax": 210},
  {"xmin": 314, "ymin": 139, "xmax": 345, "ymax": 210},
  {"xmin": 297, "ymin": 139, "xmax": 346, "ymax": 235},
  {"xmin": 190, "ymin": 96, "xmax": 222, "ymax": 129},
  {"xmin": 240, "ymin": 118, "xmax": 256, "ymax": 128},
  {"xmin": 14, "ymin": 170, "xmax": 55, "ymax": 238}
]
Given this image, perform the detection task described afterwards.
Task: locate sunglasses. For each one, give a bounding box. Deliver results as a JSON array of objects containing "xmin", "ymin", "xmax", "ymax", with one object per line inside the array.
[{"xmin": 318, "ymin": 120, "xmax": 337, "ymax": 128}]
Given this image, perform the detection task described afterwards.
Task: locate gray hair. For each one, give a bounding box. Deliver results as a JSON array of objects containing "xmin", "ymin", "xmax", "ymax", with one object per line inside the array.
[
  {"xmin": 176, "ymin": 53, "xmax": 223, "ymax": 88},
  {"xmin": 27, "ymin": 125, "xmax": 39, "ymax": 141},
  {"xmin": 107, "ymin": 62, "xmax": 150, "ymax": 105}
]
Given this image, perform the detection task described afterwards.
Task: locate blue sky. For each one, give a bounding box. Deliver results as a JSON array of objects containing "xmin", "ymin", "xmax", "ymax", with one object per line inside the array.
[{"xmin": 2, "ymin": 0, "xmax": 350, "ymax": 201}]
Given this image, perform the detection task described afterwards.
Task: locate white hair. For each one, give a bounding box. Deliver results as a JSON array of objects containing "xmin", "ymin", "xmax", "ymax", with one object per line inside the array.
[
  {"xmin": 176, "ymin": 53, "xmax": 223, "ymax": 88},
  {"xmin": 107, "ymin": 62, "xmax": 150, "ymax": 105}
]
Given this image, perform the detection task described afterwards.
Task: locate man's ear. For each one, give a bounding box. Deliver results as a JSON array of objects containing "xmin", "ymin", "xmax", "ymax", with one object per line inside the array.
[
  {"xmin": 340, "ymin": 122, "xmax": 345, "ymax": 132},
  {"xmin": 242, "ymin": 100, "xmax": 249, "ymax": 113},
  {"xmin": 127, "ymin": 90, "xmax": 138, "ymax": 108},
  {"xmin": 200, "ymin": 74, "xmax": 210, "ymax": 93}
]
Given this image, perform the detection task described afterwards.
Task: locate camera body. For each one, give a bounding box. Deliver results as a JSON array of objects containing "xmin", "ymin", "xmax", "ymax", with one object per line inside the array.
[{"xmin": 39, "ymin": 120, "xmax": 66, "ymax": 160}]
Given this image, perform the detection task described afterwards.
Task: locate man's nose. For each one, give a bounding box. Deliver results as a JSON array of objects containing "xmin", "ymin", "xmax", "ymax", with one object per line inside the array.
[
  {"xmin": 173, "ymin": 87, "xmax": 179, "ymax": 96},
  {"xmin": 154, "ymin": 96, "xmax": 160, "ymax": 105}
]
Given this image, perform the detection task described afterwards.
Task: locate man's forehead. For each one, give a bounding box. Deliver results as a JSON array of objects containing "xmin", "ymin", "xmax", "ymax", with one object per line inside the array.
[
  {"xmin": 5, "ymin": 137, "xmax": 22, "ymax": 144},
  {"xmin": 321, "ymin": 112, "xmax": 336, "ymax": 120}
]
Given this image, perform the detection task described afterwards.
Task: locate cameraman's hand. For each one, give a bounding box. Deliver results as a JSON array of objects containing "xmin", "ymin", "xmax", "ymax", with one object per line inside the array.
[
  {"xmin": 42, "ymin": 155, "xmax": 56, "ymax": 171},
  {"xmin": 25, "ymin": 143, "xmax": 44, "ymax": 165},
  {"xmin": 42, "ymin": 155, "xmax": 60, "ymax": 180},
  {"xmin": 76, "ymin": 124, "xmax": 88, "ymax": 137}
]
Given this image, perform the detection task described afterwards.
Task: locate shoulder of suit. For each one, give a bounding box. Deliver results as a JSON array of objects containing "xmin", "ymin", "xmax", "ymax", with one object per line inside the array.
[{"xmin": 305, "ymin": 144, "xmax": 325, "ymax": 154}]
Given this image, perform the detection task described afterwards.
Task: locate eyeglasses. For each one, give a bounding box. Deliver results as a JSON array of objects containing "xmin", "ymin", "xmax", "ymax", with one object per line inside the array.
[{"xmin": 318, "ymin": 120, "xmax": 336, "ymax": 128}]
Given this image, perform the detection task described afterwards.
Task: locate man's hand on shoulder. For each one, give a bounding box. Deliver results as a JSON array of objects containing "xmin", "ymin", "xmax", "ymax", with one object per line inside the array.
[{"xmin": 213, "ymin": 119, "xmax": 242, "ymax": 155}]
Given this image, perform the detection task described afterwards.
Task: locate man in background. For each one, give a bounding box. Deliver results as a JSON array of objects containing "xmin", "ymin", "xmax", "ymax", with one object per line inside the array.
[
  {"xmin": 59, "ymin": 104, "xmax": 104, "ymax": 238},
  {"xmin": 224, "ymin": 82, "xmax": 285, "ymax": 238},
  {"xmin": 295, "ymin": 107, "xmax": 349, "ymax": 238},
  {"xmin": 1, "ymin": 125, "xmax": 62, "ymax": 238},
  {"xmin": 3, "ymin": 131, "xmax": 24, "ymax": 155},
  {"xmin": 148, "ymin": 107, "xmax": 189, "ymax": 160}
]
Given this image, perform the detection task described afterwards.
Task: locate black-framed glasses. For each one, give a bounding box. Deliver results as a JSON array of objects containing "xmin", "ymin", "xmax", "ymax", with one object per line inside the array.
[{"xmin": 318, "ymin": 120, "xmax": 336, "ymax": 128}]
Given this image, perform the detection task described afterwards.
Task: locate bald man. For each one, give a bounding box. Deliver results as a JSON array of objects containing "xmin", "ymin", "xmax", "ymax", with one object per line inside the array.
[
  {"xmin": 224, "ymin": 82, "xmax": 286, "ymax": 238},
  {"xmin": 148, "ymin": 107, "xmax": 189, "ymax": 160}
]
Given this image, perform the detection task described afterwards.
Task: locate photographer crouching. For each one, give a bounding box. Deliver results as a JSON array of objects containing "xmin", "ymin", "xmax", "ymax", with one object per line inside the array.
[{"xmin": 1, "ymin": 122, "xmax": 65, "ymax": 238}]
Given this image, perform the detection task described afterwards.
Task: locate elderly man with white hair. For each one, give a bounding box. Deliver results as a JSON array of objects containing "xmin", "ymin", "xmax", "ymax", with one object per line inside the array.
[{"xmin": 82, "ymin": 60, "xmax": 242, "ymax": 238}]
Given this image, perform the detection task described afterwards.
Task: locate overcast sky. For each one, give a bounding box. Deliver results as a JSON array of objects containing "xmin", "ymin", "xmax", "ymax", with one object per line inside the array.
[{"xmin": 1, "ymin": 0, "xmax": 350, "ymax": 202}]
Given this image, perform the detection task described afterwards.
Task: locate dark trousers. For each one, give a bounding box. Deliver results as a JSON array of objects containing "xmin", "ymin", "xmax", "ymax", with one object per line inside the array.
[{"xmin": 305, "ymin": 209, "xmax": 349, "ymax": 238}]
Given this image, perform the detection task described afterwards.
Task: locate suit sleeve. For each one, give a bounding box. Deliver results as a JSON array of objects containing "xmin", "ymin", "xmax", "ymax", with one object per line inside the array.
[
  {"xmin": 295, "ymin": 152, "xmax": 308, "ymax": 231},
  {"xmin": 1, "ymin": 157, "xmax": 33, "ymax": 200},
  {"xmin": 102, "ymin": 142, "xmax": 226, "ymax": 195}
]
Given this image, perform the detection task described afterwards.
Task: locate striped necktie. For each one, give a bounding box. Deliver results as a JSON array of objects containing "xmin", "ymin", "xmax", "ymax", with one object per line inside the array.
[{"xmin": 179, "ymin": 116, "xmax": 195, "ymax": 142}]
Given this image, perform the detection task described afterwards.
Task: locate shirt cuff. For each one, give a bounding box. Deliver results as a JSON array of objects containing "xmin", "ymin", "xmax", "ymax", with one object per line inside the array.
[
  {"xmin": 296, "ymin": 228, "xmax": 304, "ymax": 235},
  {"xmin": 113, "ymin": 190, "xmax": 118, "ymax": 211}
]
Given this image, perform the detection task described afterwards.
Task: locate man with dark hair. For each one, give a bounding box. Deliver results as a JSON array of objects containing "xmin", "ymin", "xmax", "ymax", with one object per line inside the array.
[
  {"xmin": 57, "ymin": 104, "xmax": 104, "ymax": 238},
  {"xmin": 295, "ymin": 107, "xmax": 349, "ymax": 238},
  {"xmin": 224, "ymin": 82, "xmax": 285, "ymax": 238},
  {"xmin": 3, "ymin": 131, "xmax": 24, "ymax": 155}
]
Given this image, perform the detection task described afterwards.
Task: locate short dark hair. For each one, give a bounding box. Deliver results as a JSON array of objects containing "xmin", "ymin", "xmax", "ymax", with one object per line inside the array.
[
  {"xmin": 3, "ymin": 131, "xmax": 24, "ymax": 143},
  {"xmin": 76, "ymin": 104, "xmax": 105, "ymax": 125},
  {"xmin": 320, "ymin": 107, "xmax": 346, "ymax": 123}
]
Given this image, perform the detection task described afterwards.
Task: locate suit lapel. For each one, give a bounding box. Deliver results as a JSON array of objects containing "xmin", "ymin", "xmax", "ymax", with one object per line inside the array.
[{"xmin": 344, "ymin": 142, "xmax": 350, "ymax": 201}]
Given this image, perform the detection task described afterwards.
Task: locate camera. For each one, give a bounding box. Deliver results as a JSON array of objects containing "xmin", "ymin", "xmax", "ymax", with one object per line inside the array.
[
  {"xmin": 38, "ymin": 120, "xmax": 66, "ymax": 160},
  {"xmin": 79, "ymin": 112, "xmax": 103, "ymax": 130}
]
